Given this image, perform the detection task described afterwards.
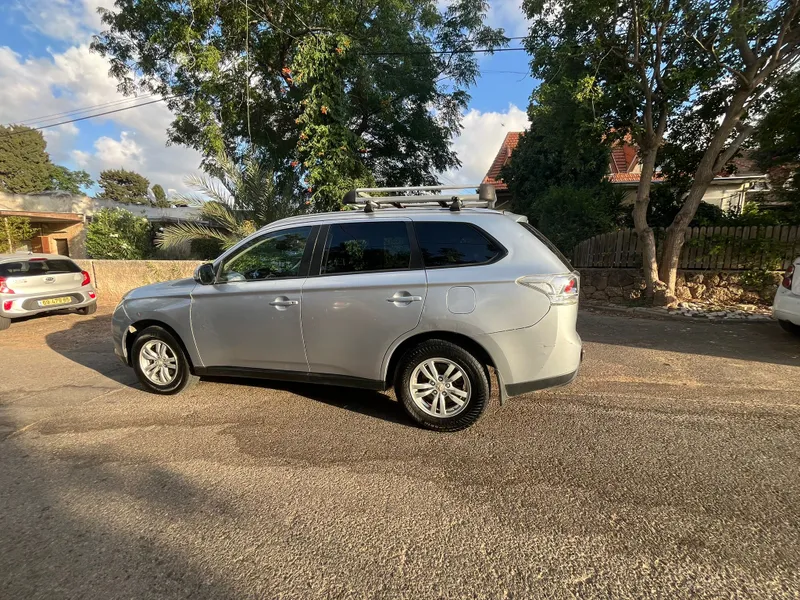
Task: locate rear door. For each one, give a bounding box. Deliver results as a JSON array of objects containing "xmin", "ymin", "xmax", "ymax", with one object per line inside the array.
[
  {"xmin": 300, "ymin": 220, "xmax": 426, "ymax": 383},
  {"xmin": 0, "ymin": 258, "xmax": 87, "ymax": 306}
]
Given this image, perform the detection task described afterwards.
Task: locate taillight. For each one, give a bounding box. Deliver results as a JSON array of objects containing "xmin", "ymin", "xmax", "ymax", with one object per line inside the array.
[
  {"xmin": 782, "ymin": 265, "xmax": 794, "ymax": 290},
  {"xmin": 81, "ymin": 270, "xmax": 91, "ymax": 286},
  {"xmin": 0, "ymin": 277, "xmax": 13, "ymax": 294},
  {"xmin": 517, "ymin": 273, "xmax": 579, "ymax": 305},
  {"xmin": 3, "ymin": 300, "xmax": 11, "ymax": 311}
]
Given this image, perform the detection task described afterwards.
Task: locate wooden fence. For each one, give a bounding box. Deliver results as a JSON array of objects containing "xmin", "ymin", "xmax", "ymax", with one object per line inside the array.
[{"xmin": 572, "ymin": 225, "xmax": 800, "ymax": 271}]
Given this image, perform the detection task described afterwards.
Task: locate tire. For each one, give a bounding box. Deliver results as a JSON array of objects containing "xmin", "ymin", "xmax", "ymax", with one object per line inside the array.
[
  {"xmin": 0, "ymin": 316, "xmax": 9, "ymax": 331},
  {"xmin": 78, "ymin": 303, "xmax": 97, "ymax": 316},
  {"xmin": 778, "ymin": 319, "xmax": 800, "ymax": 337},
  {"xmin": 395, "ymin": 339, "xmax": 490, "ymax": 432},
  {"xmin": 131, "ymin": 326, "xmax": 199, "ymax": 395}
]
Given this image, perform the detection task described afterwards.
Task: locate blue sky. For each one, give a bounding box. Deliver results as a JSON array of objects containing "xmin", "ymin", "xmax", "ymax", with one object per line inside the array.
[{"xmin": 0, "ymin": 0, "xmax": 534, "ymax": 193}]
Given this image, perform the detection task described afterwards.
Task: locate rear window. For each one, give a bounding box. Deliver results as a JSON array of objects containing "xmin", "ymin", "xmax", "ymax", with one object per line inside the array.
[
  {"xmin": 414, "ymin": 222, "xmax": 504, "ymax": 268},
  {"xmin": 519, "ymin": 222, "xmax": 573, "ymax": 271},
  {"xmin": 0, "ymin": 258, "xmax": 82, "ymax": 277}
]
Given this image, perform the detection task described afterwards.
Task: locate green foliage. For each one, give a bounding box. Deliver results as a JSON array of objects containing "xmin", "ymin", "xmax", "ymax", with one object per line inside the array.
[
  {"xmin": 151, "ymin": 184, "xmax": 170, "ymax": 208},
  {"xmin": 86, "ymin": 208, "xmax": 152, "ymax": 259},
  {"xmin": 0, "ymin": 216, "xmax": 36, "ymax": 253},
  {"xmin": 532, "ymin": 184, "xmax": 625, "ymax": 254},
  {"xmin": 91, "ymin": 0, "xmax": 507, "ymax": 209},
  {"xmin": 190, "ymin": 237, "xmax": 223, "ymax": 261},
  {"xmin": 97, "ymin": 169, "xmax": 151, "ymax": 204},
  {"xmin": 158, "ymin": 151, "xmax": 305, "ymax": 250},
  {"xmin": 0, "ymin": 125, "xmax": 53, "ymax": 194},
  {"xmin": 48, "ymin": 165, "xmax": 94, "ymax": 195}
]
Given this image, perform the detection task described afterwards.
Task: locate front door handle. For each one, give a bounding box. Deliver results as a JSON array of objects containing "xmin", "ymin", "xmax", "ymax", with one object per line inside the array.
[
  {"xmin": 386, "ymin": 293, "xmax": 422, "ymax": 304},
  {"xmin": 270, "ymin": 298, "xmax": 299, "ymax": 307}
]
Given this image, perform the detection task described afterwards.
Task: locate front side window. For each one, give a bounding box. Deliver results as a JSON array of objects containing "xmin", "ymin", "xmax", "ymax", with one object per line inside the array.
[
  {"xmin": 321, "ymin": 221, "xmax": 411, "ymax": 275},
  {"xmin": 414, "ymin": 222, "xmax": 504, "ymax": 267},
  {"xmin": 220, "ymin": 226, "xmax": 312, "ymax": 282}
]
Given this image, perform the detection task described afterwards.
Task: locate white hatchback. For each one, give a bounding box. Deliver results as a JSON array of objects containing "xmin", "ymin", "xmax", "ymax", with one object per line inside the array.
[{"xmin": 773, "ymin": 257, "xmax": 800, "ymax": 336}]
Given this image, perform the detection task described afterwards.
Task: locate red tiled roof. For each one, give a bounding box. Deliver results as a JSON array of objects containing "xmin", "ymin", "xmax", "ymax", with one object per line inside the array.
[{"xmin": 482, "ymin": 132, "xmax": 522, "ymax": 191}]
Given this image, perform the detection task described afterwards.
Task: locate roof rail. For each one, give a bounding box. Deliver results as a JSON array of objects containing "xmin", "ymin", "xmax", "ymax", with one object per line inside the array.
[{"xmin": 343, "ymin": 183, "xmax": 496, "ymax": 213}]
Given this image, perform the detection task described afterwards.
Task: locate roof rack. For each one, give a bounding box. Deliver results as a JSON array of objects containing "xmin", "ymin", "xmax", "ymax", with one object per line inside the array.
[{"xmin": 343, "ymin": 183, "xmax": 497, "ymax": 213}]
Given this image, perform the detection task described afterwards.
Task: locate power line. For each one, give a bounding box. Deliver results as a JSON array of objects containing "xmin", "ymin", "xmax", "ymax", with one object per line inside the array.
[
  {"xmin": 362, "ymin": 46, "xmax": 526, "ymax": 56},
  {"xmin": 16, "ymin": 94, "xmax": 155, "ymax": 127},
  {"xmin": 0, "ymin": 95, "xmax": 181, "ymax": 138}
]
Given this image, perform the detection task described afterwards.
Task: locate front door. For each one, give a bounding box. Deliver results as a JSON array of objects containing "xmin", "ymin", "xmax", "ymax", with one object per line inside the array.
[
  {"xmin": 301, "ymin": 220, "xmax": 426, "ymax": 383},
  {"xmin": 190, "ymin": 225, "xmax": 316, "ymax": 372}
]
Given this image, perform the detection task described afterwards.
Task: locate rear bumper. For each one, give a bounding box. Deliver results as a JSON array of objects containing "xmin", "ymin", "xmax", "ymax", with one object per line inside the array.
[
  {"xmin": 773, "ymin": 288, "xmax": 800, "ymax": 326},
  {"xmin": 0, "ymin": 290, "xmax": 97, "ymax": 318}
]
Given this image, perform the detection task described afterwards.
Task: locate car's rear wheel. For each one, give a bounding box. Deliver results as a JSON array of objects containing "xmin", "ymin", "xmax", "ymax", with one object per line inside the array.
[
  {"xmin": 778, "ymin": 319, "xmax": 800, "ymax": 337},
  {"xmin": 132, "ymin": 326, "xmax": 198, "ymax": 394},
  {"xmin": 396, "ymin": 339, "xmax": 490, "ymax": 432},
  {"xmin": 0, "ymin": 316, "xmax": 9, "ymax": 331},
  {"xmin": 78, "ymin": 303, "xmax": 97, "ymax": 316}
]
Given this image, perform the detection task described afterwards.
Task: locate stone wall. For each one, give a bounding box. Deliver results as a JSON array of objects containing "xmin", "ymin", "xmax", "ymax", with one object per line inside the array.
[
  {"xmin": 579, "ymin": 268, "xmax": 782, "ymax": 306},
  {"xmin": 74, "ymin": 259, "xmax": 203, "ymax": 302}
]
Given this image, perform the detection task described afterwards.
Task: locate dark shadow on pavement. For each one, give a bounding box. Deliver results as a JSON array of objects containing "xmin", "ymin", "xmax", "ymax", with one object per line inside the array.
[{"xmin": 578, "ymin": 309, "xmax": 800, "ymax": 367}]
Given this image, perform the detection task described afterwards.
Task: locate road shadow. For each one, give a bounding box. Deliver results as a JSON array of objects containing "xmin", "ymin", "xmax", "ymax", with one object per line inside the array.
[
  {"xmin": 44, "ymin": 315, "xmax": 413, "ymax": 427},
  {"xmin": 578, "ymin": 309, "xmax": 800, "ymax": 367},
  {"xmin": 0, "ymin": 426, "xmax": 240, "ymax": 599}
]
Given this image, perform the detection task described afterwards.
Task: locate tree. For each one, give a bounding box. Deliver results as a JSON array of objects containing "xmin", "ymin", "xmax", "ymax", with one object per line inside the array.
[
  {"xmin": 0, "ymin": 125, "xmax": 53, "ymax": 194},
  {"xmin": 91, "ymin": 0, "xmax": 506, "ymax": 210},
  {"xmin": 0, "ymin": 216, "xmax": 35, "ymax": 253},
  {"xmin": 86, "ymin": 208, "xmax": 152, "ymax": 259},
  {"xmin": 97, "ymin": 169, "xmax": 151, "ymax": 204},
  {"xmin": 151, "ymin": 184, "xmax": 170, "ymax": 208},
  {"xmin": 523, "ymin": 0, "xmax": 800, "ymax": 304},
  {"xmin": 500, "ymin": 76, "xmax": 624, "ymax": 253},
  {"xmin": 157, "ymin": 151, "xmax": 305, "ymax": 250},
  {"xmin": 48, "ymin": 165, "xmax": 94, "ymax": 195}
]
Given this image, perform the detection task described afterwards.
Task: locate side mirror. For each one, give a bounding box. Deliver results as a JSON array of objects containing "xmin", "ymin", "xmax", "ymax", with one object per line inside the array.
[{"xmin": 194, "ymin": 263, "xmax": 216, "ymax": 285}]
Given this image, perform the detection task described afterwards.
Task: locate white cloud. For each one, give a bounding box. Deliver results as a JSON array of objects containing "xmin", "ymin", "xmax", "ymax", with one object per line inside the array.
[
  {"xmin": 14, "ymin": 0, "xmax": 109, "ymax": 43},
  {"xmin": 446, "ymin": 104, "xmax": 529, "ymax": 184},
  {"xmin": 0, "ymin": 43, "xmax": 204, "ymax": 192},
  {"xmin": 486, "ymin": 0, "xmax": 531, "ymax": 38}
]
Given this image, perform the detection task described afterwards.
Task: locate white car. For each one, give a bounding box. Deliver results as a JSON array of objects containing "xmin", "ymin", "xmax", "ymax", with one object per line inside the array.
[{"xmin": 773, "ymin": 257, "xmax": 800, "ymax": 336}]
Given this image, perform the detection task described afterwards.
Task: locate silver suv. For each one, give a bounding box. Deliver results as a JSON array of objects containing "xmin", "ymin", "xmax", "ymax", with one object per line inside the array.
[
  {"xmin": 0, "ymin": 253, "xmax": 98, "ymax": 330},
  {"xmin": 112, "ymin": 186, "xmax": 582, "ymax": 431}
]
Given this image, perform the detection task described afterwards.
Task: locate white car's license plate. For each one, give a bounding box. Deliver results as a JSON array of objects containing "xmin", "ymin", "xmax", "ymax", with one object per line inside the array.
[{"xmin": 39, "ymin": 296, "xmax": 72, "ymax": 307}]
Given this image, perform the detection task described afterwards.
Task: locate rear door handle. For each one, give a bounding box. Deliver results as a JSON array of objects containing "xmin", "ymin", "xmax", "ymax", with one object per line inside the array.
[{"xmin": 386, "ymin": 294, "xmax": 422, "ymax": 303}]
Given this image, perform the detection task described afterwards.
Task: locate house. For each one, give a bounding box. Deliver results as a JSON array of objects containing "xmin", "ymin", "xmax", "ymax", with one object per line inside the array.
[
  {"xmin": 0, "ymin": 192, "xmax": 203, "ymax": 258},
  {"xmin": 482, "ymin": 131, "xmax": 768, "ymax": 212}
]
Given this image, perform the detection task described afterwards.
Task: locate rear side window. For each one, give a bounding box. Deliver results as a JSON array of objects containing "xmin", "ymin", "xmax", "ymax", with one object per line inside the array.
[
  {"xmin": 0, "ymin": 259, "xmax": 81, "ymax": 277},
  {"xmin": 321, "ymin": 222, "xmax": 411, "ymax": 275},
  {"xmin": 519, "ymin": 222, "xmax": 573, "ymax": 270},
  {"xmin": 414, "ymin": 222, "xmax": 504, "ymax": 268}
]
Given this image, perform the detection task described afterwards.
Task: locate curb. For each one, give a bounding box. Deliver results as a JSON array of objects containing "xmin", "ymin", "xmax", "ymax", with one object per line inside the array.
[{"xmin": 581, "ymin": 301, "xmax": 775, "ymax": 324}]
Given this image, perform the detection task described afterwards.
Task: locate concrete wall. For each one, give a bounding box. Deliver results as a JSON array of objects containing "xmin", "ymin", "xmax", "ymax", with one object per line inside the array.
[
  {"xmin": 74, "ymin": 260, "xmax": 203, "ymax": 302},
  {"xmin": 579, "ymin": 267, "xmax": 782, "ymax": 306}
]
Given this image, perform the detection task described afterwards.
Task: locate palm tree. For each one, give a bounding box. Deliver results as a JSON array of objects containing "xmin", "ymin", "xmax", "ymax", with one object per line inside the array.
[{"xmin": 156, "ymin": 152, "xmax": 303, "ymax": 251}]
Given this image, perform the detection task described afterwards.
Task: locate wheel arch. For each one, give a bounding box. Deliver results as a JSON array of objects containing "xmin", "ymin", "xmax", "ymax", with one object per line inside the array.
[
  {"xmin": 125, "ymin": 319, "xmax": 197, "ymax": 371},
  {"xmin": 384, "ymin": 330, "xmax": 495, "ymax": 389}
]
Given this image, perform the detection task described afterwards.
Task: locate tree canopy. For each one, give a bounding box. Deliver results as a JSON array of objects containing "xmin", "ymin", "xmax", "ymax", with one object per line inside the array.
[
  {"xmin": 0, "ymin": 125, "xmax": 53, "ymax": 194},
  {"xmin": 86, "ymin": 208, "xmax": 152, "ymax": 259},
  {"xmin": 97, "ymin": 168, "xmax": 151, "ymax": 204},
  {"xmin": 151, "ymin": 184, "xmax": 170, "ymax": 208},
  {"xmin": 92, "ymin": 0, "xmax": 506, "ymax": 209},
  {"xmin": 49, "ymin": 165, "xmax": 94, "ymax": 195}
]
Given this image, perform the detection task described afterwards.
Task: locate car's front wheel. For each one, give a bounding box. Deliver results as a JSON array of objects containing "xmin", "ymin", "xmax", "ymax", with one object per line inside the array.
[
  {"xmin": 396, "ymin": 339, "xmax": 490, "ymax": 432},
  {"xmin": 778, "ymin": 319, "xmax": 800, "ymax": 337},
  {"xmin": 132, "ymin": 326, "xmax": 198, "ymax": 394}
]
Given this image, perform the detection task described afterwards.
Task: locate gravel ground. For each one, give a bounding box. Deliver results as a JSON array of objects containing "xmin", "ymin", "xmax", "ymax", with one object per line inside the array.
[{"xmin": 1, "ymin": 306, "xmax": 799, "ymax": 599}]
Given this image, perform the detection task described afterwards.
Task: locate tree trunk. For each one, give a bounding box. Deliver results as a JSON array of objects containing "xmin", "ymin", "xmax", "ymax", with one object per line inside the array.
[
  {"xmin": 632, "ymin": 147, "xmax": 661, "ymax": 297},
  {"xmin": 658, "ymin": 89, "xmax": 753, "ymax": 303}
]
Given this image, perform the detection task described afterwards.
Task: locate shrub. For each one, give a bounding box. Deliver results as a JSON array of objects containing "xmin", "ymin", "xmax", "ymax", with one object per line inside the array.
[{"xmin": 86, "ymin": 208, "xmax": 152, "ymax": 259}]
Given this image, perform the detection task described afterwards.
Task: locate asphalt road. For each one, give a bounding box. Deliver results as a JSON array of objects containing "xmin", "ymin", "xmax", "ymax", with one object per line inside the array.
[{"xmin": 1, "ymin": 306, "xmax": 799, "ymax": 599}]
